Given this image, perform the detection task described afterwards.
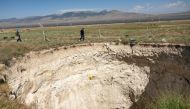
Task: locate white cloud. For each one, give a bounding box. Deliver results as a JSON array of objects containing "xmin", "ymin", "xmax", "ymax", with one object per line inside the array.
[
  {"xmin": 130, "ymin": 1, "xmax": 189, "ymax": 14},
  {"xmin": 133, "ymin": 5, "xmax": 145, "ymax": 12},
  {"xmin": 131, "ymin": 3, "xmax": 153, "ymax": 13},
  {"xmin": 57, "ymin": 8, "xmax": 100, "ymax": 14},
  {"xmin": 165, "ymin": 1, "xmax": 186, "ymax": 8}
]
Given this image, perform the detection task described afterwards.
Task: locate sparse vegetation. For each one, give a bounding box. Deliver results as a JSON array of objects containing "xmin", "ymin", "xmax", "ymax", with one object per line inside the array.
[
  {"xmin": 149, "ymin": 92, "xmax": 190, "ymax": 109},
  {"xmin": 0, "ymin": 20, "xmax": 189, "ymax": 65},
  {"xmin": 0, "ymin": 96, "xmax": 29, "ymax": 109},
  {"xmin": 0, "ymin": 83, "xmax": 29, "ymax": 109}
]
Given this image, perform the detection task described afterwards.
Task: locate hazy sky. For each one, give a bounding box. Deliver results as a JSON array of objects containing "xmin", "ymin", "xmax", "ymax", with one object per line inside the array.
[{"xmin": 0, "ymin": 0, "xmax": 190, "ymax": 19}]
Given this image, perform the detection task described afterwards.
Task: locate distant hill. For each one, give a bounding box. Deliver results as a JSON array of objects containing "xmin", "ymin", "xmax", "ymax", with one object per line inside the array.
[
  {"xmin": 0, "ymin": 10, "xmax": 190, "ymax": 28},
  {"xmin": 154, "ymin": 11, "xmax": 190, "ymax": 20}
]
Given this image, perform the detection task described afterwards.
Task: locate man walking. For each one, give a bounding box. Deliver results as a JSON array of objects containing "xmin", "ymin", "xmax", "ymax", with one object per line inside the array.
[
  {"xmin": 16, "ymin": 29, "xmax": 22, "ymax": 42},
  {"xmin": 80, "ymin": 28, "xmax": 85, "ymax": 41}
]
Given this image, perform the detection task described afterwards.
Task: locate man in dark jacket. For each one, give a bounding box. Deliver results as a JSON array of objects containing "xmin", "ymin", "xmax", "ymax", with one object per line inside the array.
[
  {"xmin": 80, "ymin": 28, "xmax": 85, "ymax": 41},
  {"xmin": 16, "ymin": 29, "xmax": 22, "ymax": 42}
]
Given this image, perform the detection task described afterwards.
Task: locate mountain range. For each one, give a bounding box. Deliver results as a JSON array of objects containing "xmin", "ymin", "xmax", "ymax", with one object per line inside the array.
[{"xmin": 0, "ymin": 10, "xmax": 190, "ymax": 28}]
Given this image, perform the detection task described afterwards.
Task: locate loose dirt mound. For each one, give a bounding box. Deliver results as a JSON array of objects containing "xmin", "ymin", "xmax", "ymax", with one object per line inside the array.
[{"xmin": 5, "ymin": 43, "xmax": 190, "ymax": 109}]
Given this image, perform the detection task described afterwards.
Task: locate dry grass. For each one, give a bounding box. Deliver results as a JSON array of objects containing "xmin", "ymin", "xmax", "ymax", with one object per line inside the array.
[
  {"xmin": 0, "ymin": 82, "xmax": 30, "ymax": 109},
  {"xmin": 0, "ymin": 96, "xmax": 30, "ymax": 109},
  {"xmin": 0, "ymin": 20, "xmax": 189, "ymax": 65},
  {"xmin": 0, "ymin": 83, "xmax": 10, "ymax": 93}
]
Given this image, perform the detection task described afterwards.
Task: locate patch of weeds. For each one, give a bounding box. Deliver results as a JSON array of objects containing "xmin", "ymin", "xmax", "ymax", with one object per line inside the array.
[{"xmin": 149, "ymin": 92, "xmax": 190, "ymax": 109}]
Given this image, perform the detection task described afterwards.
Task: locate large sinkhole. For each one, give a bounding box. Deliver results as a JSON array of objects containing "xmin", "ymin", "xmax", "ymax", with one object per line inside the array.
[{"xmin": 6, "ymin": 43, "xmax": 190, "ymax": 109}]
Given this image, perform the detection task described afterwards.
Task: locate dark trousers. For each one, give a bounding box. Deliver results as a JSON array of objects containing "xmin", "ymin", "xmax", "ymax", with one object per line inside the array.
[
  {"xmin": 80, "ymin": 35, "xmax": 85, "ymax": 41},
  {"xmin": 17, "ymin": 36, "xmax": 22, "ymax": 42}
]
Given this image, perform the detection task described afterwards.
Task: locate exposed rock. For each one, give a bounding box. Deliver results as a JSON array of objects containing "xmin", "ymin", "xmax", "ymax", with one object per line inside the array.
[
  {"xmin": 5, "ymin": 43, "xmax": 190, "ymax": 109},
  {"xmin": 0, "ymin": 75, "xmax": 6, "ymax": 83},
  {"xmin": 9, "ymin": 93, "xmax": 16, "ymax": 101},
  {"xmin": 0, "ymin": 64, "xmax": 5, "ymax": 71}
]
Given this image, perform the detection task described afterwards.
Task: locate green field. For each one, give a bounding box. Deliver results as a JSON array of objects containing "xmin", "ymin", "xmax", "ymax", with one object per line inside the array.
[{"xmin": 0, "ymin": 20, "xmax": 190, "ymax": 64}]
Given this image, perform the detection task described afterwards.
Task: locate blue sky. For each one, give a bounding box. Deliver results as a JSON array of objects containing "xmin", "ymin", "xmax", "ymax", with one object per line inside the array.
[{"xmin": 0, "ymin": 0, "xmax": 190, "ymax": 19}]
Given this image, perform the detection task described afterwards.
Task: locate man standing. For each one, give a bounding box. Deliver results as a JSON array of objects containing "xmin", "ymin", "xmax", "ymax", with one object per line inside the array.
[
  {"xmin": 80, "ymin": 28, "xmax": 85, "ymax": 41},
  {"xmin": 16, "ymin": 29, "xmax": 22, "ymax": 42}
]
